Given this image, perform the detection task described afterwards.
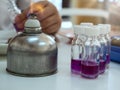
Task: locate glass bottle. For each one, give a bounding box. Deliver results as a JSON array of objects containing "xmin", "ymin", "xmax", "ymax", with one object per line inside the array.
[
  {"xmin": 81, "ymin": 26, "xmax": 100, "ymax": 79},
  {"xmin": 71, "ymin": 28, "xmax": 81, "ymax": 74},
  {"xmin": 98, "ymin": 24, "xmax": 107, "ymax": 74},
  {"xmin": 101, "ymin": 24, "xmax": 111, "ymax": 68}
]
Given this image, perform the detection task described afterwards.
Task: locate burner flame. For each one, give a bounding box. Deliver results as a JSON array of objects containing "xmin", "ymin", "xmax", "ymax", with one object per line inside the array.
[{"xmin": 29, "ymin": 2, "xmax": 44, "ymax": 14}]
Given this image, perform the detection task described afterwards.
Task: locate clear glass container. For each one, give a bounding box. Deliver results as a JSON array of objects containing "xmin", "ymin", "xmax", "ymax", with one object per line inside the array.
[
  {"xmin": 98, "ymin": 24, "xmax": 111, "ymax": 70},
  {"xmin": 71, "ymin": 32, "xmax": 81, "ymax": 74},
  {"xmin": 98, "ymin": 25, "xmax": 107, "ymax": 74},
  {"xmin": 81, "ymin": 26, "xmax": 100, "ymax": 79}
]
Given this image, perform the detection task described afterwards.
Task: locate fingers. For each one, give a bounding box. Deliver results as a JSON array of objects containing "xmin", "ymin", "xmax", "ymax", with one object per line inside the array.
[
  {"xmin": 14, "ymin": 20, "xmax": 26, "ymax": 32},
  {"xmin": 15, "ymin": 13, "xmax": 27, "ymax": 24},
  {"xmin": 41, "ymin": 14, "xmax": 59, "ymax": 29},
  {"xmin": 34, "ymin": 1, "xmax": 61, "ymax": 34},
  {"xmin": 42, "ymin": 19, "xmax": 61, "ymax": 34},
  {"xmin": 35, "ymin": 2, "xmax": 58, "ymax": 21}
]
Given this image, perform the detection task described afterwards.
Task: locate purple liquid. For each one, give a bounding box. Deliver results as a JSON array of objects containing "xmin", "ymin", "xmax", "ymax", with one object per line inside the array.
[
  {"xmin": 105, "ymin": 54, "xmax": 110, "ymax": 69},
  {"xmin": 106, "ymin": 54, "xmax": 110, "ymax": 64},
  {"xmin": 71, "ymin": 59, "xmax": 81, "ymax": 74},
  {"xmin": 81, "ymin": 61, "xmax": 99, "ymax": 79},
  {"xmin": 99, "ymin": 59, "xmax": 106, "ymax": 74}
]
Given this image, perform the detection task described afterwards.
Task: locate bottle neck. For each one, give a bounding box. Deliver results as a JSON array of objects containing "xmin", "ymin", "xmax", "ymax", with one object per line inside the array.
[
  {"xmin": 85, "ymin": 35, "xmax": 100, "ymax": 47},
  {"xmin": 86, "ymin": 36, "xmax": 97, "ymax": 41},
  {"xmin": 72, "ymin": 34, "xmax": 79, "ymax": 45},
  {"xmin": 78, "ymin": 34, "xmax": 86, "ymax": 43},
  {"xmin": 105, "ymin": 33, "xmax": 111, "ymax": 41},
  {"xmin": 99, "ymin": 34, "xmax": 107, "ymax": 43},
  {"xmin": 24, "ymin": 27, "xmax": 42, "ymax": 34}
]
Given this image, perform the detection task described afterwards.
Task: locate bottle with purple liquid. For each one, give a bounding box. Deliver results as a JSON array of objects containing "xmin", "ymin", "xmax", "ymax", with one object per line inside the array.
[
  {"xmin": 81, "ymin": 26, "xmax": 100, "ymax": 79},
  {"xmin": 98, "ymin": 25, "xmax": 107, "ymax": 74},
  {"xmin": 71, "ymin": 25, "xmax": 85, "ymax": 74},
  {"xmin": 98, "ymin": 24, "xmax": 111, "ymax": 73},
  {"xmin": 71, "ymin": 34, "xmax": 81, "ymax": 74},
  {"xmin": 104, "ymin": 25, "xmax": 111, "ymax": 68}
]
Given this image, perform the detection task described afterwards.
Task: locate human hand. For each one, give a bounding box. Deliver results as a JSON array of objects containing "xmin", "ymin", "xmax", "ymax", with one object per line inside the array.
[{"xmin": 14, "ymin": 1, "xmax": 61, "ymax": 35}]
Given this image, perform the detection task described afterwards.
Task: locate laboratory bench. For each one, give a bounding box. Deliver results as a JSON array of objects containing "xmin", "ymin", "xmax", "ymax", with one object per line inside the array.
[{"xmin": 0, "ymin": 43, "xmax": 120, "ymax": 90}]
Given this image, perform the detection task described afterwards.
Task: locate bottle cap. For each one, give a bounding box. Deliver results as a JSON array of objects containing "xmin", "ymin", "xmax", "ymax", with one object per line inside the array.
[
  {"xmin": 105, "ymin": 24, "xmax": 111, "ymax": 33},
  {"xmin": 98, "ymin": 24, "xmax": 106, "ymax": 35},
  {"xmin": 84, "ymin": 26, "xmax": 100, "ymax": 36},
  {"xmin": 98, "ymin": 24, "xmax": 111, "ymax": 34},
  {"xmin": 74, "ymin": 25, "xmax": 79, "ymax": 34},
  {"xmin": 80, "ymin": 22, "xmax": 93, "ymax": 26},
  {"xmin": 74, "ymin": 25, "xmax": 85, "ymax": 35}
]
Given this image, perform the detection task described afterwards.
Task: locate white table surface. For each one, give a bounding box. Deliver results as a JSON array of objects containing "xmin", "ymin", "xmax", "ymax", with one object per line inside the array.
[{"xmin": 0, "ymin": 43, "xmax": 120, "ymax": 90}]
